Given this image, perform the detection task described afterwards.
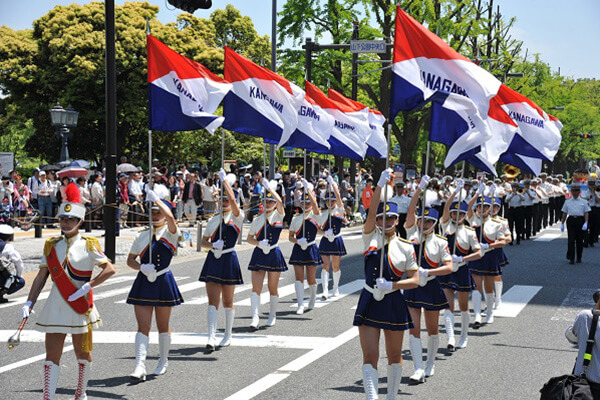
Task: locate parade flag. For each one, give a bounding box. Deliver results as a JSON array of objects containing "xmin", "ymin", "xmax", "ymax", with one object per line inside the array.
[
  {"xmin": 222, "ymin": 47, "xmax": 301, "ymax": 146},
  {"xmin": 328, "ymin": 88, "xmax": 388, "ymax": 158},
  {"xmin": 499, "ymin": 152, "xmax": 542, "ymax": 176},
  {"xmin": 305, "ymin": 82, "xmax": 369, "ymax": 160},
  {"xmin": 147, "ymin": 35, "xmax": 231, "ymax": 133}
]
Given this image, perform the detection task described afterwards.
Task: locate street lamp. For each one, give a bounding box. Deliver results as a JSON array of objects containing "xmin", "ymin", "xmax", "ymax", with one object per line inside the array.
[{"xmin": 49, "ymin": 102, "xmax": 79, "ymax": 166}]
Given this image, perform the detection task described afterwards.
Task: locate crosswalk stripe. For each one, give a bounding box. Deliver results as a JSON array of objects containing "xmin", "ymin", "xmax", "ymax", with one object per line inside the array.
[
  {"xmin": 186, "ymin": 284, "xmax": 254, "ymax": 305},
  {"xmin": 114, "ymin": 278, "xmax": 200, "ymax": 304},
  {"xmin": 494, "ymin": 285, "xmax": 542, "ymax": 317},
  {"xmin": 288, "ymin": 279, "xmax": 363, "ymax": 308},
  {"xmin": 234, "ymin": 280, "xmax": 318, "ymax": 307}
]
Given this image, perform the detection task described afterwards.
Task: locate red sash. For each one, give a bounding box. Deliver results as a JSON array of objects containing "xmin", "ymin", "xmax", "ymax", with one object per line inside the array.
[{"xmin": 47, "ymin": 247, "xmax": 93, "ymax": 314}]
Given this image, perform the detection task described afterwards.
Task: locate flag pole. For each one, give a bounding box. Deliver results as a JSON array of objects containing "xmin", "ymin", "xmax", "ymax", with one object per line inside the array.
[
  {"xmin": 417, "ymin": 141, "xmax": 431, "ymax": 272},
  {"xmin": 379, "ymin": 123, "xmax": 392, "ymax": 279},
  {"xmin": 219, "ymin": 130, "xmax": 225, "ymax": 243},
  {"xmin": 452, "ymin": 161, "xmax": 466, "ymax": 256},
  {"xmin": 302, "ymin": 149, "xmax": 307, "ymax": 238},
  {"xmin": 263, "ymin": 141, "xmax": 268, "ymax": 234},
  {"xmin": 148, "ymin": 129, "xmax": 153, "ymax": 265}
]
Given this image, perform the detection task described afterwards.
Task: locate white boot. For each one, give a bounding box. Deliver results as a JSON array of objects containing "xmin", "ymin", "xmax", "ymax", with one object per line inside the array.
[
  {"xmin": 362, "ymin": 364, "xmax": 379, "ymax": 400},
  {"xmin": 425, "ymin": 335, "xmax": 439, "ymax": 377},
  {"xmin": 267, "ymin": 295, "xmax": 278, "ymax": 327},
  {"xmin": 386, "ymin": 363, "xmax": 402, "ymax": 399},
  {"xmin": 295, "ymin": 281, "xmax": 305, "ymax": 315},
  {"xmin": 332, "ymin": 270, "xmax": 341, "ymax": 297},
  {"xmin": 485, "ymin": 293, "xmax": 495, "ymax": 324},
  {"xmin": 250, "ymin": 292, "xmax": 260, "ymax": 330},
  {"xmin": 321, "ymin": 269, "xmax": 330, "ymax": 299},
  {"xmin": 130, "ymin": 332, "xmax": 148, "ymax": 381},
  {"xmin": 73, "ymin": 359, "xmax": 90, "ymax": 400},
  {"xmin": 457, "ymin": 311, "xmax": 470, "ymax": 349},
  {"xmin": 494, "ymin": 281, "xmax": 503, "ymax": 309},
  {"xmin": 207, "ymin": 305, "xmax": 218, "ymax": 349},
  {"xmin": 444, "ymin": 309, "xmax": 456, "ymax": 351},
  {"xmin": 43, "ymin": 361, "xmax": 59, "ymax": 400},
  {"xmin": 219, "ymin": 308, "xmax": 234, "ymax": 347},
  {"xmin": 408, "ymin": 335, "xmax": 425, "ymax": 383},
  {"xmin": 472, "ymin": 290, "xmax": 482, "ymax": 329},
  {"xmin": 307, "ymin": 284, "xmax": 318, "ymax": 310},
  {"xmin": 153, "ymin": 333, "xmax": 170, "ymax": 375}
]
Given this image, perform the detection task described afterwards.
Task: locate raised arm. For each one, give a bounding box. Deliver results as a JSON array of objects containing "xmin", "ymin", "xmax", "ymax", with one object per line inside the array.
[
  {"xmin": 262, "ymin": 178, "xmax": 284, "ymax": 215},
  {"xmin": 220, "ymin": 169, "xmax": 240, "ymax": 217},
  {"xmin": 406, "ymin": 175, "xmax": 430, "ymax": 229},
  {"xmin": 301, "ymin": 178, "xmax": 320, "ymax": 215},
  {"xmin": 363, "ymin": 169, "xmax": 393, "ymax": 235}
]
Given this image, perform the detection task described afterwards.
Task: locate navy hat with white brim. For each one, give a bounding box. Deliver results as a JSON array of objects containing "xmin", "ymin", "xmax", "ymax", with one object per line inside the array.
[
  {"xmin": 492, "ymin": 197, "xmax": 502, "ymax": 206},
  {"xmin": 324, "ymin": 191, "xmax": 337, "ymax": 201},
  {"xmin": 376, "ymin": 202, "xmax": 399, "ymax": 218},
  {"xmin": 450, "ymin": 201, "xmax": 469, "ymax": 213},
  {"xmin": 416, "ymin": 207, "xmax": 439, "ymax": 221},
  {"xmin": 264, "ymin": 191, "xmax": 276, "ymax": 201},
  {"xmin": 150, "ymin": 199, "xmax": 173, "ymax": 211},
  {"xmin": 475, "ymin": 196, "xmax": 492, "ymax": 206},
  {"xmin": 220, "ymin": 190, "xmax": 239, "ymax": 200}
]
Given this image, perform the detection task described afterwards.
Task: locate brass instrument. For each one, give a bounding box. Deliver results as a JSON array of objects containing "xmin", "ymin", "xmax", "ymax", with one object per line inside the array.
[
  {"xmin": 517, "ymin": 188, "xmax": 524, "ymax": 194},
  {"xmin": 503, "ymin": 165, "xmax": 521, "ymax": 181}
]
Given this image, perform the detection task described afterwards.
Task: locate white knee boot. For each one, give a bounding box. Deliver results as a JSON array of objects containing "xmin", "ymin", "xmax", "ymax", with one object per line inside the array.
[
  {"xmin": 362, "ymin": 364, "xmax": 379, "ymax": 400},
  {"xmin": 472, "ymin": 290, "xmax": 482, "ymax": 328},
  {"xmin": 494, "ymin": 281, "xmax": 503, "ymax": 309},
  {"xmin": 408, "ymin": 335, "xmax": 425, "ymax": 383},
  {"xmin": 267, "ymin": 295, "xmax": 278, "ymax": 327},
  {"xmin": 250, "ymin": 292, "xmax": 261, "ymax": 330},
  {"xmin": 219, "ymin": 308, "xmax": 234, "ymax": 347},
  {"xmin": 153, "ymin": 333, "xmax": 170, "ymax": 375},
  {"xmin": 425, "ymin": 335, "xmax": 439, "ymax": 377},
  {"xmin": 485, "ymin": 293, "xmax": 495, "ymax": 324},
  {"xmin": 444, "ymin": 309, "xmax": 455, "ymax": 351},
  {"xmin": 295, "ymin": 281, "xmax": 305, "ymax": 315},
  {"xmin": 332, "ymin": 270, "xmax": 341, "ymax": 297},
  {"xmin": 457, "ymin": 311, "xmax": 470, "ymax": 349},
  {"xmin": 307, "ymin": 284, "xmax": 318, "ymax": 310},
  {"xmin": 74, "ymin": 359, "xmax": 91, "ymax": 400},
  {"xmin": 43, "ymin": 361, "xmax": 59, "ymax": 400},
  {"xmin": 207, "ymin": 305, "xmax": 218, "ymax": 349},
  {"xmin": 130, "ymin": 332, "xmax": 149, "ymax": 381},
  {"xmin": 321, "ymin": 269, "xmax": 330, "ymax": 299},
  {"xmin": 386, "ymin": 363, "xmax": 402, "ymax": 399}
]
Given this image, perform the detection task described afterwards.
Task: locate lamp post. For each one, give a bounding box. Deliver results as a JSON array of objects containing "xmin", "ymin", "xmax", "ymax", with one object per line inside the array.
[{"xmin": 49, "ymin": 102, "xmax": 79, "ymax": 166}]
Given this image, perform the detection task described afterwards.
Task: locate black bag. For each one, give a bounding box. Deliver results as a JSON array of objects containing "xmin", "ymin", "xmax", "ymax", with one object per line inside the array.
[{"xmin": 540, "ymin": 310, "xmax": 600, "ymax": 400}]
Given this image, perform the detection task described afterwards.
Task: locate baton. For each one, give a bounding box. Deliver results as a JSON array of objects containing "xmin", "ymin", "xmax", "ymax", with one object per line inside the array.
[{"xmin": 8, "ymin": 317, "xmax": 28, "ymax": 350}]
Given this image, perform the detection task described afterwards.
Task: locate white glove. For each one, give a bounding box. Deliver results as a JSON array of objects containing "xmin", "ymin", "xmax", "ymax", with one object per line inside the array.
[
  {"xmin": 21, "ymin": 300, "xmax": 33, "ymax": 319},
  {"xmin": 146, "ymin": 187, "xmax": 160, "ymax": 203},
  {"xmin": 489, "ymin": 184, "xmax": 497, "ymax": 196},
  {"xmin": 478, "ymin": 183, "xmax": 486, "ymax": 195},
  {"xmin": 212, "ymin": 239, "xmax": 224, "ymax": 251},
  {"xmin": 301, "ymin": 178, "xmax": 309, "ymax": 190},
  {"xmin": 68, "ymin": 282, "xmax": 91, "ymax": 302},
  {"xmin": 418, "ymin": 174, "xmax": 430, "ymax": 191},
  {"xmin": 259, "ymin": 239, "xmax": 270, "ymax": 254},
  {"xmin": 479, "ymin": 243, "xmax": 490, "ymax": 251},
  {"xmin": 325, "ymin": 228, "xmax": 334, "ymax": 237},
  {"xmin": 326, "ymin": 175, "xmax": 335, "ymax": 186},
  {"xmin": 561, "ymin": 223, "xmax": 565, "ymax": 232},
  {"xmin": 417, "ymin": 267, "xmax": 429, "ymax": 287},
  {"xmin": 262, "ymin": 178, "xmax": 270, "ymax": 190},
  {"xmin": 219, "ymin": 168, "xmax": 227, "ymax": 183},
  {"xmin": 582, "ymin": 222, "xmax": 588, "ymax": 231},
  {"xmin": 377, "ymin": 168, "xmax": 393, "ymax": 188},
  {"xmin": 453, "ymin": 179, "xmax": 464, "ymax": 194},
  {"xmin": 140, "ymin": 263, "xmax": 155, "ymax": 275},
  {"xmin": 297, "ymin": 237, "xmax": 308, "ymax": 250},
  {"xmin": 452, "ymin": 254, "xmax": 463, "ymax": 264},
  {"xmin": 375, "ymin": 277, "xmax": 393, "ymax": 291}
]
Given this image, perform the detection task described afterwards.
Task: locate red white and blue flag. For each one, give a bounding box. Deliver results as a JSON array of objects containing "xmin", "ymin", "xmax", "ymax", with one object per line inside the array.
[
  {"xmin": 147, "ymin": 35, "xmax": 231, "ymax": 133},
  {"xmin": 328, "ymin": 88, "xmax": 387, "ymax": 158},
  {"xmin": 282, "ymin": 87, "xmax": 332, "ymax": 153},
  {"xmin": 222, "ymin": 47, "xmax": 302, "ymax": 146}
]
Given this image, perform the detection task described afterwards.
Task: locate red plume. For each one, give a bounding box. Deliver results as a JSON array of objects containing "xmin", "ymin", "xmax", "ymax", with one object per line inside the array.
[{"xmin": 65, "ymin": 182, "xmax": 82, "ymax": 203}]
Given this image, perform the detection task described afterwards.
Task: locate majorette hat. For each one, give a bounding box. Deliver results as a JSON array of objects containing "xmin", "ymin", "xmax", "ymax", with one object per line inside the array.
[
  {"xmin": 450, "ymin": 201, "xmax": 469, "ymax": 213},
  {"xmin": 376, "ymin": 202, "xmax": 399, "ymax": 218},
  {"xmin": 475, "ymin": 196, "xmax": 492, "ymax": 206},
  {"xmin": 264, "ymin": 191, "xmax": 276, "ymax": 201},
  {"xmin": 492, "ymin": 197, "xmax": 502, "ymax": 206},
  {"xmin": 301, "ymin": 193, "xmax": 311, "ymax": 203},
  {"xmin": 150, "ymin": 199, "xmax": 173, "ymax": 211},
  {"xmin": 416, "ymin": 207, "xmax": 439, "ymax": 221},
  {"xmin": 57, "ymin": 183, "xmax": 86, "ymax": 220},
  {"xmin": 324, "ymin": 191, "xmax": 337, "ymax": 201}
]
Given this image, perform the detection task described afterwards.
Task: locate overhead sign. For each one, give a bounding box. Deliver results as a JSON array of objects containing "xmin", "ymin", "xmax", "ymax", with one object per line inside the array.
[
  {"xmin": 283, "ymin": 150, "xmax": 297, "ymax": 158},
  {"xmin": 350, "ymin": 40, "xmax": 387, "ymax": 54},
  {"xmin": 393, "ymin": 164, "xmax": 405, "ymax": 184}
]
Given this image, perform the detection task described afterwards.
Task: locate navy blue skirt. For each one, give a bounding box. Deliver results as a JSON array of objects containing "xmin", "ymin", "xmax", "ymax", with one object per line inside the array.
[
  {"xmin": 469, "ymin": 250, "xmax": 501, "ymax": 276},
  {"xmin": 404, "ymin": 279, "xmax": 450, "ymax": 311},
  {"xmin": 289, "ymin": 243, "xmax": 322, "ymax": 266},
  {"xmin": 248, "ymin": 247, "xmax": 288, "ymax": 272},
  {"xmin": 318, "ymin": 236, "xmax": 347, "ymax": 256},
  {"xmin": 353, "ymin": 288, "xmax": 414, "ymax": 331},
  {"xmin": 498, "ymin": 248, "xmax": 509, "ymax": 269},
  {"xmin": 438, "ymin": 265, "xmax": 476, "ymax": 292},
  {"xmin": 127, "ymin": 270, "xmax": 184, "ymax": 307},
  {"xmin": 200, "ymin": 251, "xmax": 244, "ymax": 285}
]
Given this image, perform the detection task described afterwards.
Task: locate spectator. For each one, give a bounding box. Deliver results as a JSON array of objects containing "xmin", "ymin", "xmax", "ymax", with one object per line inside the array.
[
  {"xmin": 2, "ymin": 176, "xmax": 13, "ymax": 207},
  {"xmin": 90, "ymin": 173, "xmax": 104, "ymax": 229},
  {"xmin": 168, "ymin": 174, "xmax": 181, "ymax": 219},
  {"xmin": 48, "ymin": 172, "xmax": 59, "ymax": 219},
  {"xmin": 249, "ymin": 171, "xmax": 263, "ymax": 222},
  {"xmin": 36, "ymin": 171, "xmax": 54, "ymax": 228},
  {"xmin": 128, "ymin": 172, "xmax": 144, "ymax": 227},
  {"xmin": 361, "ymin": 177, "xmax": 374, "ymax": 217},
  {"xmin": 182, "ymin": 173, "xmax": 202, "ymax": 226},
  {"xmin": 202, "ymin": 177, "xmax": 218, "ymax": 219},
  {"xmin": 117, "ymin": 173, "xmax": 130, "ymax": 229},
  {"xmin": 27, "ymin": 168, "xmax": 41, "ymax": 208},
  {"xmin": 58, "ymin": 176, "xmax": 71, "ymax": 203}
]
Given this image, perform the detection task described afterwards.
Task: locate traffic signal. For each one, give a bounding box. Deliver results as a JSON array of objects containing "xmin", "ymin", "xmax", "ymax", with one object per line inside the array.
[{"xmin": 167, "ymin": 0, "xmax": 212, "ymax": 13}]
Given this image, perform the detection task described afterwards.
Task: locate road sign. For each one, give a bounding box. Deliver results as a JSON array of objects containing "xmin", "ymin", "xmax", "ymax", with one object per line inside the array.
[
  {"xmin": 393, "ymin": 164, "xmax": 405, "ymax": 184},
  {"xmin": 283, "ymin": 150, "xmax": 297, "ymax": 158},
  {"xmin": 350, "ymin": 40, "xmax": 387, "ymax": 54}
]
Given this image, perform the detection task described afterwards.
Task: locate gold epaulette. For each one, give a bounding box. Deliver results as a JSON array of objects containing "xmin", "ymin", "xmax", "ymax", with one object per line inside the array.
[
  {"xmin": 465, "ymin": 226, "xmax": 475, "ymax": 231},
  {"xmin": 43, "ymin": 237, "xmax": 62, "ymax": 257},
  {"xmin": 398, "ymin": 237, "xmax": 413, "ymax": 245},
  {"xmin": 82, "ymin": 236, "xmax": 103, "ymax": 253},
  {"xmin": 138, "ymin": 227, "xmax": 150, "ymax": 233},
  {"xmin": 436, "ymin": 234, "xmax": 448, "ymax": 241},
  {"xmin": 492, "ymin": 218, "xmax": 502, "ymax": 223}
]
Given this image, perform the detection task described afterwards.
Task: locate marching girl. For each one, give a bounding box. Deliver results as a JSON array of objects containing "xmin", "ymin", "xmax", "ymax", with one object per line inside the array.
[
  {"xmin": 126, "ymin": 188, "xmax": 182, "ymax": 380},
  {"xmin": 438, "ymin": 181, "xmax": 482, "ymax": 350},
  {"xmin": 466, "ymin": 185, "xmax": 507, "ymax": 329},
  {"xmin": 22, "ymin": 183, "xmax": 115, "ymax": 400},
  {"xmin": 247, "ymin": 178, "xmax": 286, "ymax": 329},
  {"xmin": 318, "ymin": 175, "xmax": 347, "ymax": 299},
  {"xmin": 200, "ymin": 169, "xmax": 244, "ymax": 349},
  {"xmin": 289, "ymin": 178, "xmax": 321, "ymax": 315},
  {"xmin": 403, "ymin": 175, "xmax": 454, "ymax": 383},
  {"xmin": 491, "ymin": 196, "xmax": 512, "ymax": 309},
  {"xmin": 353, "ymin": 169, "xmax": 421, "ymax": 400}
]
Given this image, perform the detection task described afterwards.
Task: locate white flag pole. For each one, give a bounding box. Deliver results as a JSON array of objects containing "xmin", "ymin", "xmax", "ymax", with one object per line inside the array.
[
  {"xmin": 417, "ymin": 141, "xmax": 431, "ymax": 271},
  {"xmin": 379, "ymin": 123, "xmax": 392, "ymax": 279}
]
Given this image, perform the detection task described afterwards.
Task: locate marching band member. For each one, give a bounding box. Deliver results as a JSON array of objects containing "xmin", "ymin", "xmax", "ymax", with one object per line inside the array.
[
  {"xmin": 438, "ymin": 181, "xmax": 482, "ymax": 350},
  {"xmin": 586, "ymin": 179, "xmax": 600, "ymax": 247},
  {"xmin": 126, "ymin": 189, "xmax": 182, "ymax": 380},
  {"xmin": 491, "ymin": 197, "xmax": 512, "ymax": 309},
  {"xmin": 247, "ymin": 178, "xmax": 287, "ymax": 329},
  {"xmin": 403, "ymin": 175, "xmax": 453, "ymax": 383},
  {"xmin": 288, "ymin": 178, "xmax": 322, "ymax": 315},
  {"xmin": 505, "ymin": 182, "xmax": 525, "ymax": 245},
  {"xmin": 22, "ymin": 183, "xmax": 115, "ymax": 400},
  {"xmin": 200, "ymin": 169, "xmax": 244, "ymax": 349},
  {"xmin": 353, "ymin": 169, "xmax": 420, "ymax": 400},
  {"xmin": 318, "ymin": 175, "xmax": 347, "ymax": 299},
  {"xmin": 466, "ymin": 186, "xmax": 506, "ymax": 329},
  {"xmin": 560, "ymin": 183, "xmax": 590, "ymax": 264}
]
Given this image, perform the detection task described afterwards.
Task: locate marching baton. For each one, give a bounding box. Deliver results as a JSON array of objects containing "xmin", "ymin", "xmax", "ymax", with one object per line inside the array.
[{"xmin": 8, "ymin": 317, "xmax": 28, "ymax": 350}]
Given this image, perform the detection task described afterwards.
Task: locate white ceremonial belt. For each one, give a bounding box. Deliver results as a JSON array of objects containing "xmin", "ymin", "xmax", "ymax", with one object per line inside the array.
[
  {"xmin": 144, "ymin": 268, "xmax": 170, "ymax": 283},
  {"xmin": 325, "ymin": 233, "xmax": 342, "ymax": 242},
  {"xmin": 298, "ymin": 240, "xmax": 316, "ymax": 250},
  {"xmin": 363, "ymin": 283, "xmax": 398, "ymax": 301},
  {"xmin": 211, "ymin": 247, "xmax": 235, "ymax": 259}
]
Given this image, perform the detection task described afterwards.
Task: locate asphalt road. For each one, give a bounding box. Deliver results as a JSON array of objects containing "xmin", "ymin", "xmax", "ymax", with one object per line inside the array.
[{"xmin": 0, "ymin": 222, "xmax": 596, "ymax": 400}]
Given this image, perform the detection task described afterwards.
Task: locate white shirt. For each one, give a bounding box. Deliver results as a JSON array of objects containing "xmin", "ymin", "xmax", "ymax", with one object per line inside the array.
[
  {"xmin": 561, "ymin": 197, "xmax": 591, "ymax": 217},
  {"xmin": 363, "ymin": 229, "xmax": 418, "ymax": 277},
  {"xmin": 424, "ymin": 189, "xmax": 442, "ymax": 207},
  {"xmin": 405, "ymin": 225, "xmax": 452, "ymax": 267},
  {"xmin": 521, "ymin": 189, "xmax": 537, "ymax": 206},
  {"xmin": 390, "ymin": 194, "xmax": 411, "ymax": 214},
  {"xmin": 28, "ymin": 176, "xmax": 40, "ymax": 199},
  {"xmin": 128, "ymin": 179, "xmax": 143, "ymax": 196},
  {"xmin": 505, "ymin": 192, "xmax": 524, "ymax": 208},
  {"xmin": 91, "ymin": 181, "xmax": 104, "ymax": 203},
  {"xmin": 441, "ymin": 221, "xmax": 480, "ymax": 253},
  {"xmin": 36, "ymin": 179, "xmax": 53, "ymax": 197},
  {"xmin": 2, "ymin": 242, "xmax": 23, "ymax": 276}
]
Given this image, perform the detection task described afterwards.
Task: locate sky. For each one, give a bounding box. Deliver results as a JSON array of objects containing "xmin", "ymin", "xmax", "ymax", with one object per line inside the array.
[{"xmin": 0, "ymin": 0, "xmax": 598, "ymax": 79}]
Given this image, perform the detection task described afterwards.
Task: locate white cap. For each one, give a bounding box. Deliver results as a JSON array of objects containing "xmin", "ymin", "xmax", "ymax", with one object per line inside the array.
[{"xmin": 0, "ymin": 224, "xmax": 14, "ymax": 235}]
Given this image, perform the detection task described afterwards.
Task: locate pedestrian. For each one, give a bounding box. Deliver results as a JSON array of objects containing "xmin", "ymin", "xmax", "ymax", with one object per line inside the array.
[
  {"xmin": 27, "ymin": 168, "xmax": 41, "ymax": 209},
  {"xmin": 560, "ymin": 182, "xmax": 590, "ymax": 264},
  {"xmin": 167, "ymin": 174, "xmax": 181, "ymax": 220},
  {"xmin": 117, "ymin": 174, "xmax": 130, "ymax": 229},
  {"xmin": 20, "ymin": 183, "xmax": 115, "ymax": 400},
  {"xmin": 353, "ymin": 168, "xmax": 420, "ymax": 400},
  {"xmin": 48, "ymin": 172, "xmax": 59, "ymax": 224},
  {"xmin": 247, "ymin": 178, "xmax": 287, "ymax": 329},
  {"xmin": 77, "ymin": 177, "xmax": 91, "ymax": 227},
  {"xmin": 36, "ymin": 171, "xmax": 54, "ymax": 228},
  {"xmin": 249, "ymin": 171, "xmax": 263, "ymax": 223},
  {"xmin": 126, "ymin": 190, "xmax": 183, "ymax": 380},
  {"xmin": 90, "ymin": 173, "xmax": 104, "ymax": 229},
  {"xmin": 128, "ymin": 172, "xmax": 144, "ymax": 227},
  {"xmin": 201, "ymin": 177, "xmax": 218, "ymax": 219},
  {"xmin": 361, "ymin": 177, "xmax": 374, "ymax": 218},
  {"xmin": 182, "ymin": 173, "xmax": 202, "ymax": 226},
  {"xmin": 390, "ymin": 182, "xmax": 410, "ymax": 239},
  {"xmin": 200, "ymin": 170, "xmax": 244, "ymax": 349}
]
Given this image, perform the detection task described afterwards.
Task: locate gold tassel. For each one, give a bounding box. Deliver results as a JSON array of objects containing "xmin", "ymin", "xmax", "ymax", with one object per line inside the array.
[{"xmin": 81, "ymin": 311, "xmax": 93, "ymax": 353}]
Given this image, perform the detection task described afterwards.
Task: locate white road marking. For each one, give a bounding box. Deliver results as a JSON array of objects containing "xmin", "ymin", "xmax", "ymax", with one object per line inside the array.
[
  {"xmin": 551, "ymin": 288, "xmax": 597, "ymax": 321},
  {"xmin": 289, "ymin": 279, "xmax": 363, "ymax": 308},
  {"xmin": 186, "ymin": 284, "xmax": 254, "ymax": 305},
  {"xmin": 224, "ymin": 327, "xmax": 359, "ymax": 400},
  {"xmin": 533, "ymin": 232, "xmax": 563, "ymax": 242},
  {"xmin": 235, "ymin": 281, "xmax": 317, "ymax": 307},
  {"xmin": 494, "ymin": 285, "xmax": 542, "ymax": 318},
  {"xmin": 0, "ymin": 346, "xmax": 74, "ymax": 374}
]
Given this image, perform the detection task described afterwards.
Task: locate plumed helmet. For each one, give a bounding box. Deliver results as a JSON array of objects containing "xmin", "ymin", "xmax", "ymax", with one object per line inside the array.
[{"xmin": 57, "ymin": 183, "xmax": 86, "ymax": 220}]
